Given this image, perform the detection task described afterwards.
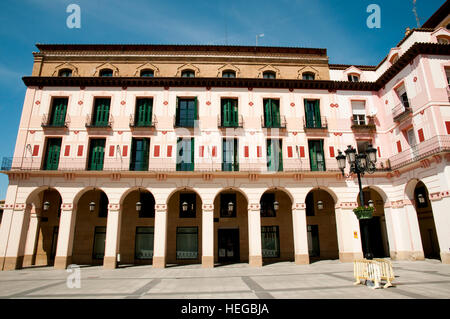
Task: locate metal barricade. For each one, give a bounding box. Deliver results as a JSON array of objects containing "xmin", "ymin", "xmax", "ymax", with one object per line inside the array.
[{"xmin": 353, "ymin": 259, "xmax": 394, "ymax": 289}]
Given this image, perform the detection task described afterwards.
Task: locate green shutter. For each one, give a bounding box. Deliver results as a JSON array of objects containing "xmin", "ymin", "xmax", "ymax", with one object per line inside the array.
[
  {"xmin": 130, "ymin": 138, "xmax": 149, "ymax": 171},
  {"xmin": 51, "ymin": 98, "xmax": 67, "ymax": 126},
  {"xmin": 94, "ymin": 99, "xmax": 110, "ymax": 126},
  {"xmin": 190, "ymin": 138, "xmax": 195, "ymax": 171},
  {"xmin": 89, "ymin": 139, "xmax": 105, "ymax": 171},
  {"xmin": 194, "ymin": 97, "xmax": 198, "ymax": 127},
  {"xmin": 264, "ymin": 99, "xmax": 272, "ymax": 127},
  {"xmin": 314, "ymin": 100, "xmax": 321, "ymax": 128},
  {"xmin": 267, "ymin": 139, "xmax": 272, "ymax": 171},
  {"xmin": 136, "ymin": 98, "xmax": 152, "ymax": 127},
  {"xmin": 176, "ymin": 97, "xmax": 180, "ymax": 126},
  {"xmin": 309, "ymin": 140, "xmax": 325, "ymax": 171},
  {"xmin": 277, "ymin": 139, "xmax": 283, "ymax": 171},
  {"xmin": 234, "ymin": 138, "xmax": 239, "ymax": 171},
  {"xmin": 44, "ymin": 138, "xmax": 61, "ymax": 170}
]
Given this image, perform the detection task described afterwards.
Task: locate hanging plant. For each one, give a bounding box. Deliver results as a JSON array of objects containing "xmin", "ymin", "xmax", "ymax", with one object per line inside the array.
[{"xmin": 353, "ymin": 206, "xmax": 374, "ymax": 220}]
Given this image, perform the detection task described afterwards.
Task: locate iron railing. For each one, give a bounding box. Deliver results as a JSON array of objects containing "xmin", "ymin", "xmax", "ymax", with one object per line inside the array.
[
  {"xmin": 261, "ymin": 115, "xmax": 287, "ymax": 129},
  {"xmin": 392, "ymin": 100, "xmax": 412, "ymax": 121},
  {"xmin": 41, "ymin": 113, "xmax": 70, "ymax": 128},
  {"xmin": 85, "ymin": 114, "xmax": 113, "ymax": 128},
  {"xmin": 218, "ymin": 114, "xmax": 244, "ymax": 128},
  {"xmin": 129, "ymin": 113, "xmax": 157, "ymax": 128},
  {"xmin": 303, "ymin": 116, "xmax": 328, "ymax": 130}
]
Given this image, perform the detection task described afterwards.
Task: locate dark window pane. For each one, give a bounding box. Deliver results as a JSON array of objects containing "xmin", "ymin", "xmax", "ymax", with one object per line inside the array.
[
  {"xmin": 93, "ymin": 226, "xmax": 106, "ymax": 259},
  {"xmin": 176, "ymin": 227, "xmax": 198, "ymax": 259},
  {"xmin": 261, "ymin": 226, "xmax": 280, "ymax": 258},
  {"xmin": 260, "ymin": 193, "xmax": 276, "ymax": 217},
  {"xmin": 135, "ymin": 227, "xmax": 154, "ymax": 259},
  {"xmin": 140, "ymin": 69, "xmax": 154, "ymax": 77}
]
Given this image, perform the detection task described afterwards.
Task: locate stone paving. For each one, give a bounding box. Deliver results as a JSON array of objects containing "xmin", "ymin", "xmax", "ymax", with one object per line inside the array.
[{"xmin": 0, "ymin": 259, "xmax": 449, "ymax": 299}]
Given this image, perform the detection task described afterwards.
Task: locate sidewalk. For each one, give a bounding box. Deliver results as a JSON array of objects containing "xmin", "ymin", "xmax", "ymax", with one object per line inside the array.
[{"xmin": 0, "ymin": 259, "xmax": 448, "ymax": 299}]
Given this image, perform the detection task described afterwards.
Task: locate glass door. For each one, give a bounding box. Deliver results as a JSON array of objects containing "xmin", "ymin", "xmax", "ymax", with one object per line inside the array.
[
  {"xmin": 44, "ymin": 138, "xmax": 62, "ymax": 170},
  {"xmin": 308, "ymin": 140, "xmax": 325, "ymax": 171},
  {"xmin": 50, "ymin": 98, "xmax": 68, "ymax": 126},
  {"xmin": 88, "ymin": 139, "xmax": 105, "ymax": 171},
  {"xmin": 130, "ymin": 138, "xmax": 150, "ymax": 171},
  {"xmin": 93, "ymin": 98, "xmax": 110, "ymax": 126}
]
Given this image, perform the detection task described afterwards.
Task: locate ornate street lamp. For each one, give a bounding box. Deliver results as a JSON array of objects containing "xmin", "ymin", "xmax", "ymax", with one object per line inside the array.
[
  {"xmin": 136, "ymin": 201, "xmax": 142, "ymax": 212},
  {"xmin": 228, "ymin": 201, "xmax": 234, "ymax": 213},
  {"xmin": 337, "ymin": 144, "xmax": 378, "ymax": 260},
  {"xmin": 368, "ymin": 200, "xmax": 374, "ymax": 208},
  {"xmin": 182, "ymin": 201, "xmax": 188, "ymax": 212},
  {"xmin": 273, "ymin": 201, "xmax": 279, "ymax": 211},
  {"xmin": 89, "ymin": 201, "xmax": 96, "ymax": 213},
  {"xmin": 417, "ymin": 193, "xmax": 425, "ymax": 204},
  {"xmin": 43, "ymin": 201, "xmax": 50, "ymax": 212},
  {"xmin": 317, "ymin": 200, "xmax": 324, "ymax": 210}
]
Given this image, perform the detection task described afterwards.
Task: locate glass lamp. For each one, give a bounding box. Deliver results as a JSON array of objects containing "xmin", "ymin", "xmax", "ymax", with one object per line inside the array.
[
  {"xmin": 89, "ymin": 201, "xmax": 96, "ymax": 212},
  {"xmin": 43, "ymin": 201, "xmax": 50, "ymax": 211}
]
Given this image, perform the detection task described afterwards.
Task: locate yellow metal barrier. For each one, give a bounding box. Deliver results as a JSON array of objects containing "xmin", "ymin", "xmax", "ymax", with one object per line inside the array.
[{"xmin": 353, "ymin": 259, "xmax": 394, "ymax": 289}]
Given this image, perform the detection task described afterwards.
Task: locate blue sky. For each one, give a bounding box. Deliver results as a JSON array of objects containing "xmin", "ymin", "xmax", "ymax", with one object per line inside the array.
[{"xmin": 0, "ymin": 0, "xmax": 445, "ymax": 198}]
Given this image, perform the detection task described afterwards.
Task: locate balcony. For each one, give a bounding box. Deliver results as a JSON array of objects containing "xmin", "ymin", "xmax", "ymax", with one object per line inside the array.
[
  {"xmin": 41, "ymin": 113, "xmax": 70, "ymax": 129},
  {"xmin": 129, "ymin": 113, "xmax": 157, "ymax": 129},
  {"xmin": 389, "ymin": 135, "xmax": 450, "ymax": 169},
  {"xmin": 261, "ymin": 115, "xmax": 286, "ymax": 129},
  {"xmin": 218, "ymin": 114, "xmax": 244, "ymax": 128},
  {"xmin": 173, "ymin": 116, "xmax": 198, "ymax": 128},
  {"xmin": 303, "ymin": 116, "xmax": 328, "ymax": 131},
  {"xmin": 85, "ymin": 114, "xmax": 113, "ymax": 129},
  {"xmin": 392, "ymin": 101, "xmax": 412, "ymax": 122},
  {"xmin": 351, "ymin": 116, "xmax": 376, "ymax": 133}
]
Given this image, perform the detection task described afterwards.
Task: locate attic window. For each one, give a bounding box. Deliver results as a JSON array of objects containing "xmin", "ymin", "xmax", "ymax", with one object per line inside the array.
[
  {"xmin": 437, "ymin": 37, "xmax": 449, "ymax": 44},
  {"xmin": 390, "ymin": 54, "xmax": 399, "ymax": 64},
  {"xmin": 302, "ymin": 72, "xmax": 315, "ymax": 80},
  {"xmin": 222, "ymin": 70, "xmax": 236, "ymax": 78},
  {"xmin": 348, "ymin": 74, "xmax": 360, "ymax": 82},
  {"xmin": 99, "ymin": 69, "xmax": 113, "ymax": 77},
  {"xmin": 181, "ymin": 70, "xmax": 195, "ymax": 78},
  {"xmin": 263, "ymin": 71, "xmax": 276, "ymax": 79},
  {"xmin": 140, "ymin": 69, "xmax": 154, "ymax": 77},
  {"xmin": 58, "ymin": 69, "xmax": 72, "ymax": 77}
]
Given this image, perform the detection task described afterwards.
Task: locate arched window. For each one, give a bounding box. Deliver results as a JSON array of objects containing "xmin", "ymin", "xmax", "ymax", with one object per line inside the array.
[
  {"xmin": 140, "ymin": 69, "xmax": 154, "ymax": 77},
  {"xmin": 181, "ymin": 69, "xmax": 195, "ymax": 78},
  {"xmin": 263, "ymin": 71, "xmax": 276, "ymax": 79},
  {"xmin": 437, "ymin": 36, "xmax": 449, "ymax": 44},
  {"xmin": 390, "ymin": 54, "xmax": 399, "ymax": 64},
  {"xmin": 348, "ymin": 73, "xmax": 360, "ymax": 82},
  {"xmin": 302, "ymin": 72, "xmax": 315, "ymax": 80},
  {"xmin": 99, "ymin": 68, "xmax": 113, "ymax": 77},
  {"xmin": 222, "ymin": 70, "xmax": 236, "ymax": 78},
  {"xmin": 58, "ymin": 69, "xmax": 72, "ymax": 77}
]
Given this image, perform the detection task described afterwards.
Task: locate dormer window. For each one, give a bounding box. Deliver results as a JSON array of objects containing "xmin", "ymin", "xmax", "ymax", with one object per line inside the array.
[
  {"xmin": 263, "ymin": 71, "xmax": 276, "ymax": 79},
  {"xmin": 181, "ymin": 70, "xmax": 195, "ymax": 78},
  {"xmin": 302, "ymin": 72, "xmax": 315, "ymax": 80},
  {"xmin": 58, "ymin": 69, "xmax": 72, "ymax": 77},
  {"xmin": 348, "ymin": 74, "xmax": 360, "ymax": 82},
  {"xmin": 437, "ymin": 37, "xmax": 449, "ymax": 44},
  {"xmin": 99, "ymin": 69, "xmax": 113, "ymax": 77},
  {"xmin": 390, "ymin": 54, "xmax": 399, "ymax": 64},
  {"xmin": 222, "ymin": 70, "xmax": 236, "ymax": 78},
  {"xmin": 140, "ymin": 69, "xmax": 154, "ymax": 77}
]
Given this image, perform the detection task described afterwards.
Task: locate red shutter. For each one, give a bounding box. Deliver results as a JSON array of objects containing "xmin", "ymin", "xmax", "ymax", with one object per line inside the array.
[
  {"xmin": 329, "ymin": 146, "xmax": 335, "ymax": 158},
  {"xmin": 377, "ymin": 146, "xmax": 381, "ymax": 158},
  {"xmin": 199, "ymin": 146, "xmax": 204, "ymax": 158},
  {"xmin": 446, "ymin": 121, "xmax": 450, "ymax": 134},
  {"xmin": 64, "ymin": 145, "xmax": 71, "ymax": 157},
  {"xmin": 418, "ymin": 129, "xmax": 424, "ymax": 143},
  {"xmin": 212, "ymin": 146, "xmax": 217, "ymax": 157},
  {"xmin": 257, "ymin": 146, "xmax": 262, "ymax": 158},
  {"xmin": 77, "ymin": 145, "xmax": 83, "ymax": 157},
  {"xmin": 299, "ymin": 146, "xmax": 305, "ymax": 158},
  {"xmin": 123, "ymin": 145, "xmax": 128, "ymax": 157},
  {"xmin": 287, "ymin": 146, "xmax": 293, "ymax": 158},
  {"xmin": 32, "ymin": 145, "xmax": 39, "ymax": 156},
  {"xmin": 167, "ymin": 145, "xmax": 173, "ymax": 157},
  {"xmin": 396, "ymin": 141, "xmax": 402, "ymax": 153},
  {"xmin": 244, "ymin": 146, "xmax": 249, "ymax": 158},
  {"xmin": 154, "ymin": 145, "xmax": 160, "ymax": 157},
  {"xmin": 109, "ymin": 145, "xmax": 115, "ymax": 157}
]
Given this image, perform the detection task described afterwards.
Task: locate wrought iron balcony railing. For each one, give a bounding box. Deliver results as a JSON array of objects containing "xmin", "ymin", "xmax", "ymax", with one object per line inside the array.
[
  {"xmin": 261, "ymin": 115, "xmax": 287, "ymax": 129},
  {"xmin": 129, "ymin": 113, "xmax": 157, "ymax": 128},
  {"xmin": 303, "ymin": 116, "xmax": 328, "ymax": 130},
  {"xmin": 85, "ymin": 114, "xmax": 113, "ymax": 128},
  {"xmin": 218, "ymin": 114, "xmax": 244, "ymax": 128},
  {"xmin": 389, "ymin": 135, "xmax": 450, "ymax": 169},
  {"xmin": 41, "ymin": 113, "xmax": 70, "ymax": 128}
]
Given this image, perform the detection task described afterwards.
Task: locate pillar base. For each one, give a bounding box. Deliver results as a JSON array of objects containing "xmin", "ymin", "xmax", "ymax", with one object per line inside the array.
[
  {"xmin": 103, "ymin": 256, "xmax": 117, "ymax": 269},
  {"xmin": 54, "ymin": 256, "xmax": 72, "ymax": 270},
  {"xmin": 441, "ymin": 252, "xmax": 450, "ymax": 264},
  {"xmin": 23, "ymin": 255, "xmax": 34, "ymax": 267},
  {"xmin": 152, "ymin": 256, "xmax": 166, "ymax": 268},
  {"xmin": 1, "ymin": 256, "xmax": 23, "ymax": 271},
  {"xmin": 295, "ymin": 254, "xmax": 310, "ymax": 265},
  {"xmin": 390, "ymin": 250, "xmax": 424, "ymax": 261},
  {"xmin": 202, "ymin": 256, "xmax": 214, "ymax": 268},
  {"xmin": 249, "ymin": 255, "xmax": 262, "ymax": 267},
  {"xmin": 339, "ymin": 252, "xmax": 363, "ymax": 263}
]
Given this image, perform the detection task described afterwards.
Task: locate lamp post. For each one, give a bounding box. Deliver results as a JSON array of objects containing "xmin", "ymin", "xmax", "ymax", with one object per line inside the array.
[{"xmin": 336, "ymin": 144, "xmax": 378, "ymax": 260}]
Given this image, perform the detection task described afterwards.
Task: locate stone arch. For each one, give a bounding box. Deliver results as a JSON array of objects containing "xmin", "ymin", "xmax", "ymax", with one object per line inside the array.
[
  {"xmin": 213, "ymin": 187, "xmax": 249, "ymax": 205},
  {"xmin": 165, "ymin": 186, "xmax": 203, "ymax": 205},
  {"xmin": 404, "ymin": 178, "xmax": 421, "ymax": 201}
]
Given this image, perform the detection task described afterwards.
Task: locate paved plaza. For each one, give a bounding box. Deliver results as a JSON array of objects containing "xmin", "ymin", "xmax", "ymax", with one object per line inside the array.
[{"xmin": 0, "ymin": 259, "xmax": 449, "ymax": 299}]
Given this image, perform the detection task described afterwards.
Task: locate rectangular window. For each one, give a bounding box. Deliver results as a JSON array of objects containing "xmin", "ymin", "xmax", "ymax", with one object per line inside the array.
[
  {"xmin": 135, "ymin": 227, "xmax": 154, "ymax": 259},
  {"xmin": 396, "ymin": 85, "xmax": 409, "ymax": 108},
  {"xmin": 307, "ymin": 225, "xmax": 320, "ymax": 257},
  {"xmin": 222, "ymin": 138, "xmax": 239, "ymax": 171},
  {"xmin": 49, "ymin": 98, "xmax": 68, "ymax": 126},
  {"xmin": 221, "ymin": 98, "xmax": 239, "ymax": 127},
  {"xmin": 92, "ymin": 226, "xmax": 106, "ymax": 259},
  {"xmin": 43, "ymin": 138, "xmax": 62, "ymax": 170},
  {"xmin": 261, "ymin": 226, "xmax": 280, "ymax": 258},
  {"xmin": 176, "ymin": 137, "xmax": 194, "ymax": 171},
  {"xmin": 176, "ymin": 98, "xmax": 197, "ymax": 127},
  {"xmin": 260, "ymin": 193, "xmax": 276, "ymax": 217},
  {"xmin": 351, "ymin": 101, "xmax": 366, "ymax": 125},
  {"xmin": 220, "ymin": 193, "xmax": 237, "ymax": 218},
  {"xmin": 135, "ymin": 98, "xmax": 153, "ymax": 127},
  {"xmin": 266, "ymin": 139, "xmax": 283, "ymax": 172},
  {"xmin": 179, "ymin": 193, "xmax": 196, "ymax": 218},
  {"xmin": 304, "ymin": 100, "xmax": 321, "ymax": 128},
  {"xmin": 92, "ymin": 98, "xmax": 111, "ymax": 127},
  {"xmin": 130, "ymin": 138, "xmax": 150, "ymax": 171},
  {"xmin": 263, "ymin": 99, "xmax": 281, "ymax": 128},
  {"xmin": 308, "ymin": 140, "xmax": 325, "ymax": 171},
  {"xmin": 88, "ymin": 139, "xmax": 106, "ymax": 171},
  {"xmin": 176, "ymin": 227, "xmax": 198, "ymax": 260}
]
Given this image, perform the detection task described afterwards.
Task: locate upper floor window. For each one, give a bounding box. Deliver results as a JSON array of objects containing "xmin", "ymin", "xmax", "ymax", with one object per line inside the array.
[
  {"xmin": 351, "ymin": 101, "xmax": 366, "ymax": 125},
  {"xmin": 302, "ymin": 72, "xmax": 315, "ymax": 80},
  {"xmin": 58, "ymin": 69, "xmax": 72, "ymax": 77},
  {"xmin": 267, "ymin": 139, "xmax": 283, "ymax": 172},
  {"xmin": 181, "ymin": 69, "xmax": 195, "ymax": 78},
  {"xmin": 43, "ymin": 138, "xmax": 62, "ymax": 171},
  {"xmin": 88, "ymin": 138, "xmax": 106, "ymax": 171},
  {"xmin": 220, "ymin": 98, "xmax": 239, "ymax": 127},
  {"xmin": 308, "ymin": 139, "xmax": 325, "ymax": 171},
  {"xmin": 348, "ymin": 74, "xmax": 360, "ymax": 82},
  {"xmin": 263, "ymin": 99, "xmax": 281, "ymax": 128},
  {"xmin": 446, "ymin": 67, "xmax": 450, "ymax": 86},
  {"xmin": 437, "ymin": 37, "xmax": 449, "ymax": 44},
  {"xmin": 176, "ymin": 137, "xmax": 194, "ymax": 172},
  {"xmin": 140, "ymin": 69, "xmax": 154, "ymax": 77},
  {"xmin": 263, "ymin": 71, "xmax": 276, "ymax": 79},
  {"xmin": 48, "ymin": 98, "xmax": 68, "ymax": 127},
  {"xmin": 130, "ymin": 138, "xmax": 150, "ymax": 171},
  {"xmin": 222, "ymin": 70, "xmax": 236, "ymax": 78},
  {"xmin": 395, "ymin": 84, "xmax": 410, "ymax": 108},
  {"xmin": 176, "ymin": 98, "xmax": 198, "ymax": 127},
  {"xmin": 99, "ymin": 68, "xmax": 113, "ymax": 77}
]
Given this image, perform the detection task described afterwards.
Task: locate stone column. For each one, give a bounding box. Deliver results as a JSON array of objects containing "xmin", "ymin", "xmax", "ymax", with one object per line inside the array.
[
  {"xmin": 335, "ymin": 204, "xmax": 363, "ymax": 262},
  {"xmin": 54, "ymin": 203, "xmax": 77, "ymax": 269},
  {"xmin": 103, "ymin": 204, "xmax": 121, "ymax": 269},
  {"xmin": 23, "ymin": 207, "xmax": 41, "ymax": 267},
  {"xmin": 291, "ymin": 203, "xmax": 309, "ymax": 264},
  {"xmin": 248, "ymin": 203, "xmax": 262, "ymax": 267},
  {"xmin": 429, "ymin": 193, "xmax": 450, "ymax": 264},
  {"xmin": 153, "ymin": 203, "xmax": 167, "ymax": 268},
  {"xmin": 202, "ymin": 203, "xmax": 214, "ymax": 268},
  {"xmin": 2, "ymin": 203, "xmax": 31, "ymax": 270}
]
